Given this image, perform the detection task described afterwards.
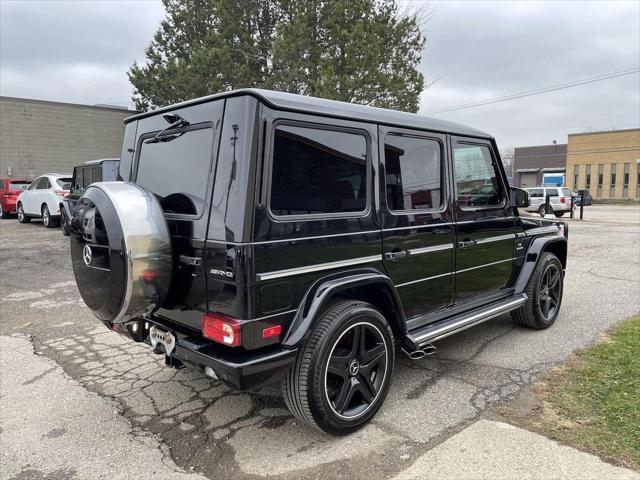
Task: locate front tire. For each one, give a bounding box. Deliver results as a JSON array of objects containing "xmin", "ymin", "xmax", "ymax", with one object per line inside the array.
[
  {"xmin": 282, "ymin": 300, "xmax": 394, "ymax": 435},
  {"xmin": 17, "ymin": 203, "xmax": 30, "ymax": 223},
  {"xmin": 538, "ymin": 205, "xmax": 552, "ymax": 217},
  {"xmin": 512, "ymin": 252, "xmax": 564, "ymax": 329}
]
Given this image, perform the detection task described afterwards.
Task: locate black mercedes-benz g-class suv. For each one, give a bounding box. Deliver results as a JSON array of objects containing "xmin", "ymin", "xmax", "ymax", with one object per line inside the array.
[
  {"xmin": 61, "ymin": 158, "xmax": 119, "ymax": 235},
  {"xmin": 69, "ymin": 89, "xmax": 567, "ymax": 435}
]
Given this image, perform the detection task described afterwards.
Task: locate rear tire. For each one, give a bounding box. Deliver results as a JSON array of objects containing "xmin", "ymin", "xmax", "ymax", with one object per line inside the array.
[
  {"xmin": 61, "ymin": 210, "xmax": 70, "ymax": 236},
  {"xmin": 282, "ymin": 300, "xmax": 394, "ymax": 435},
  {"xmin": 538, "ymin": 205, "xmax": 552, "ymax": 217},
  {"xmin": 512, "ymin": 252, "xmax": 564, "ymax": 329},
  {"xmin": 17, "ymin": 203, "xmax": 30, "ymax": 223},
  {"xmin": 42, "ymin": 205, "xmax": 58, "ymax": 228}
]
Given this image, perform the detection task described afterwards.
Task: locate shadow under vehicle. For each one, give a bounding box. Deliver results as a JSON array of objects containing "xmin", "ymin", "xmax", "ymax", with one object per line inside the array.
[{"xmin": 69, "ymin": 89, "xmax": 569, "ymax": 435}]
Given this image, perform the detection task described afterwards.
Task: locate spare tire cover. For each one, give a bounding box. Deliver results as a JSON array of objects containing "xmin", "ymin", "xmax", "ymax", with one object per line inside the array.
[{"xmin": 70, "ymin": 182, "xmax": 172, "ymax": 324}]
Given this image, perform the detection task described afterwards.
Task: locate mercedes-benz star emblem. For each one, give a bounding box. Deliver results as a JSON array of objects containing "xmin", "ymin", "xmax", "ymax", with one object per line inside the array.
[
  {"xmin": 349, "ymin": 360, "xmax": 360, "ymax": 376},
  {"xmin": 83, "ymin": 244, "xmax": 93, "ymax": 267}
]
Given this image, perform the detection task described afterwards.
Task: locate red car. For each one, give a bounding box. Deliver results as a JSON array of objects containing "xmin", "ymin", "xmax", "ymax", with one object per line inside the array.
[{"xmin": 0, "ymin": 178, "xmax": 31, "ymax": 218}]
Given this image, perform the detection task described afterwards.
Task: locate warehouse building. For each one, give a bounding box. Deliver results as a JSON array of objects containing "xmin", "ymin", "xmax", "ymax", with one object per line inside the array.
[
  {"xmin": 0, "ymin": 96, "xmax": 133, "ymax": 179},
  {"xmin": 566, "ymin": 128, "xmax": 640, "ymax": 200},
  {"xmin": 512, "ymin": 143, "xmax": 567, "ymax": 188}
]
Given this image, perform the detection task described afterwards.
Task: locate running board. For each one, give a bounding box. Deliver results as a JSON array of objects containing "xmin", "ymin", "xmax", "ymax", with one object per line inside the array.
[{"xmin": 406, "ymin": 294, "xmax": 528, "ymax": 349}]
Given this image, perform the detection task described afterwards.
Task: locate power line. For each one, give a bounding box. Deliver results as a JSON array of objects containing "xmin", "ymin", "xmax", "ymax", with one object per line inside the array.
[{"xmin": 427, "ymin": 67, "xmax": 640, "ymax": 115}]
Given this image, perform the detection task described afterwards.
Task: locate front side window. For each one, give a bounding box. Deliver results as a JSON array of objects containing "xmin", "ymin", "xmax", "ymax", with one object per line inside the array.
[
  {"xmin": 453, "ymin": 143, "xmax": 501, "ymax": 207},
  {"xmin": 384, "ymin": 134, "xmax": 442, "ymax": 211},
  {"xmin": 529, "ymin": 188, "xmax": 544, "ymax": 198},
  {"xmin": 136, "ymin": 126, "xmax": 215, "ymax": 216},
  {"xmin": 270, "ymin": 125, "xmax": 367, "ymax": 216}
]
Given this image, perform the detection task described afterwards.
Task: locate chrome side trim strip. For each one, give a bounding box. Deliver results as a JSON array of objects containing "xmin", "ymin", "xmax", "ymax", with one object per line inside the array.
[
  {"xmin": 456, "ymin": 257, "xmax": 516, "ymax": 274},
  {"xmin": 396, "ymin": 271, "xmax": 452, "ymax": 288},
  {"xmin": 252, "ymin": 229, "xmax": 382, "ymax": 245},
  {"xmin": 256, "ymin": 254, "xmax": 382, "ymax": 282},
  {"xmin": 253, "ymin": 309, "xmax": 298, "ymax": 321},
  {"xmin": 407, "ymin": 243, "xmax": 454, "ymax": 256},
  {"xmin": 525, "ymin": 225, "xmax": 560, "ymax": 236},
  {"xmin": 475, "ymin": 233, "xmax": 516, "ymax": 245},
  {"xmin": 413, "ymin": 295, "xmax": 527, "ymax": 345}
]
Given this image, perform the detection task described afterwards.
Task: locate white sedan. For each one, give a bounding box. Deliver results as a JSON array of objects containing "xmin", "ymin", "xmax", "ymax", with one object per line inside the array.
[{"xmin": 17, "ymin": 174, "xmax": 72, "ymax": 228}]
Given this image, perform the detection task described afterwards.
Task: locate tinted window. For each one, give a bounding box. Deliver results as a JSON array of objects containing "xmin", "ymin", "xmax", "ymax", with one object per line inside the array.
[
  {"xmin": 270, "ymin": 125, "xmax": 367, "ymax": 216},
  {"xmin": 528, "ymin": 188, "xmax": 544, "ymax": 198},
  {"xmin": 453, "ymin": 144, "xmax": 501, "ymax": 207},
  {"xmin": 37, "ymin": 178, "xmax": 51, "ymax": 190},
  {"xmin": 384, "ymin": 135, "xmax": 442, "ymax": 211},
  {"xmin": 83, "ymin": 168, "xmax": 91, "ymax": 189},
  {"xmin": 136, "ymin": 126, "xmax": 214, "ymax": 216},
  {"xmin": 545, "ymin": 188, "xmax": 559, "ymax": 197},
  {"xmin": 9, "ymin": 182, "xmax": 29, "ymax": 191},
  {"xmin": 56, "ymin": 177, "xmax": 71, "ymax": 190},
  {"xmin": 92, "ymin": 166, "xmax": 102, "ymax": 183}
]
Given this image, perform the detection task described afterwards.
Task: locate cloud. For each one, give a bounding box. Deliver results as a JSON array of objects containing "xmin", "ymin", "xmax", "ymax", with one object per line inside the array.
[{"xmin": 1, "ymin": 0, "xmax": 638, "ymax": 148}]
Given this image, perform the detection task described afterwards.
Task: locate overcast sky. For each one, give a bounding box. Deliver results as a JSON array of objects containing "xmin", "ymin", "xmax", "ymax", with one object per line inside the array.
[{"xmin": 1, "ymin": 0, "xmax": 638, "ymax": 149}]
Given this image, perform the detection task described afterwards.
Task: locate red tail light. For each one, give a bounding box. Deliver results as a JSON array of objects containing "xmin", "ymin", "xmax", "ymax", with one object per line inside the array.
[
  {"xmin": 54, "ymin": 190, "xmax": 70, "ymax": 197},
  {"xmin": 202, "ymin": 312, "xmax": 241, "ymax": 347},
  {"xmin": 560, "ymin": 197, "xmax": 566, "ymax": 203}
]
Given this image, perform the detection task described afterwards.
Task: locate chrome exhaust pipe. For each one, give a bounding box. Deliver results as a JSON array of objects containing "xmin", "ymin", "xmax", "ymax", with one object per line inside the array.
[{"xmin": 402, "ymin": 343, "xmax": 437, "ymax": 360}]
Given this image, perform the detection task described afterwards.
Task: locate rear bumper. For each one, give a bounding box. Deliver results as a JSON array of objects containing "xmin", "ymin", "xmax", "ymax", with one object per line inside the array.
[
  {"xmin": 113, "ymin": 315, "xmax": 297, "ymax": 391},
  {"xmin": 1, "ymin": 199, "xmax": 17, "ymax": 212}
]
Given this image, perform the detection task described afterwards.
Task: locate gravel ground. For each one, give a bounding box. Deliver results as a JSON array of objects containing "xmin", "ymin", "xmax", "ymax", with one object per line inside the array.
[{"xmin": 1, "ymin": 205, "xmax": 638, "ymax": 479}]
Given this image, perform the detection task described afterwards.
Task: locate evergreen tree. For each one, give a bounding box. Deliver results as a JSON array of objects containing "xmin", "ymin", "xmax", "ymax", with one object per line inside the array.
[{"xmin": 129, "ymin": 0, "xmax": 425, "ymax": 112}]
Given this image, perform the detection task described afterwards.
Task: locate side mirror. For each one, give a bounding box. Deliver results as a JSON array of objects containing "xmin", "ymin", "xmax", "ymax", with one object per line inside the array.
[{"xmin": 511, "ymin": 187, "xmax": 530, "ymax": 208}]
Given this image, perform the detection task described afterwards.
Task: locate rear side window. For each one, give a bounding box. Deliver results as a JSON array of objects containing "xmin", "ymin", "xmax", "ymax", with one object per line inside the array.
[
  {"xmin": 37, "ymin": 178, "xmax": 51, "ymax": 189},
  {"xmin": 384, "ymin": 134, "xmax": 442, "ymax": 211},
  {"xmin": 545, "ymin": 188, "xmax": 559, "ymax": 197},
  {"xmin": 529, "ymin": 188, "xmax": 544, "ymax": 198},
  {"xmin": 56, "ymin": 178, "xmax": 71, "ymax": 190},
  {"xmin": 136, "ymin": 126, "xmax": 215, "ymax": 216},
  {"xmin": 92, "ymin": 166, "xmax": 102, "ymax": 183},
  {"xmin": 453, "ymin": 144, "xmax": 502, "ymax": 207},
  {"xmin": 270, "ymin": 125, "xmax": 367, "ymax": 216},
  {"xmin": 9, "ymin": 182, "xmax": 29, "ymax": 191}
]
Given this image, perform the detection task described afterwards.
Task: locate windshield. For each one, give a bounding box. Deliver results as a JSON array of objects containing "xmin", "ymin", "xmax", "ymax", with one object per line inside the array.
[
  {"xmin": 9, "ymin": 182, "xmax": 30, "ymax": 191},
  {"xmin": 56, "ymin": 178, "xmax": 72, "ymax": 190}
]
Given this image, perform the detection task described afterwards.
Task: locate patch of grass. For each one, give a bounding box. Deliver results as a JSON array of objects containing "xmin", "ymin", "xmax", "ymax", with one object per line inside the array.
[{"xmin": 541, "ymin": 316, "xmax": 640, "ymax": 469}]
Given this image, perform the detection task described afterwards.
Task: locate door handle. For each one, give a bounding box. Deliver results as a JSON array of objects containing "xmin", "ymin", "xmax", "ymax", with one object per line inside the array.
[
  {"xmin": 457, "ymin": 239, "xmax": 477, "ymax": 249},
  {"xmin": 179, "ymin": 255, "xmax": 202, "ymax": 266},
  {"xmin": 384, "ymin": 250, "xmax": 408, "ymax": 261}
]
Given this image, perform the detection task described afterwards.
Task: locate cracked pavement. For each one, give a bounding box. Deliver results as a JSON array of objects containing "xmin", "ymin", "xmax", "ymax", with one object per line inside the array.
[{"xmin": 1, "ymin": 205, "xmax": 638, "ymax": 479}]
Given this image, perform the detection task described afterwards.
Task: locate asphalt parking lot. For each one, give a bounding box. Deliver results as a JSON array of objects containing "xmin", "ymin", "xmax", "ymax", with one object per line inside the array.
[{"xmin": 1, "ymin": 205, "xmax": 639, "ymax": 479}]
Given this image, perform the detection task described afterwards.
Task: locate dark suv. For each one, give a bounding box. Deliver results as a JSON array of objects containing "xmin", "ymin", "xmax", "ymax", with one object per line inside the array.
[
  {"xmin": 69, "ymin": 89, "xmax": 568, "ymax": 435},
  {"xmin": 60, "ymin": 159, "xmax": 119, "ymax": 235}
]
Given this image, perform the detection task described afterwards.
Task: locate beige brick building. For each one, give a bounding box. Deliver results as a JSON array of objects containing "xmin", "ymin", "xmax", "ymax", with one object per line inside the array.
[
  {"xmin": 0, "ymin": 96, "xmax": 133, "ymax": 179},
  {"xmin": 566, "ymin": 128, "xmax": 640, "ymax": 200}
]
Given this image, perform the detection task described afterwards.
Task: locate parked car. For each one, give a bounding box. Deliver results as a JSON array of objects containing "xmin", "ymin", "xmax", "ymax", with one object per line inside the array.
[
  {"xmin": 0, "ymin": 178, "xmax": 31, "ymax": 218},
  {"xmin": 69, "ymin": 89, "xmax": 568, "ymax": 435},
  {"xmin": 523, "ymin": 187, "xmax": 574, "ymax": 217},
  {"xmin": 573, "ymin": 189, "xmax": 593, "ymax": 206},
  {"xmin": 16, "ymin": 173, "xmax": 72, "ymax": 227},
  {"xmin": 60, "ymin": 159, "xmax": 119, "ymax": 235}
]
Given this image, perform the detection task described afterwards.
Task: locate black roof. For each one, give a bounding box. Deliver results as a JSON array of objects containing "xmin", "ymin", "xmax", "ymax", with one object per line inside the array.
[{"xmin": 124, "ymin": 88, "xmax": 491, "ymax": 139}]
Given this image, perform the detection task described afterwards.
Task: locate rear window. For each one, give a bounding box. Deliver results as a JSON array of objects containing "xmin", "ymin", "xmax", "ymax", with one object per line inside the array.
[
  {"xmin": 9, "ymin": 182, "xmax": 30, "ymax": 191},
  {"xmin": 270, "ymin": 125, "xmax": 367, "ymax": 216},
  {"xmin": 136, "ymin": 126, "xmax": 214, "ymax": 216},
  {"xmin": 56, "ymin": 178, "xmax": 72, "ymax": 190},
  {"xmin": 562, "ymin": 188, "xmax": 573, "ymax": 196}
]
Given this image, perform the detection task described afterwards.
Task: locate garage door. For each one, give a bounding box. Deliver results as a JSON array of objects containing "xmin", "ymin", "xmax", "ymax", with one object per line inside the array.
[{"xmin": 519, "ymin": 172, "xmax": 538, "ymax": 188}]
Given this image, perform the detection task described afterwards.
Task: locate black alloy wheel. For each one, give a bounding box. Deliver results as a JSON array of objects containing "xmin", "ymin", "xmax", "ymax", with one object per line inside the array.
[
  {"xmin": 512, "ymin": 251, "xmax": 564, "ymax": 329},
  {"xmin": 537, "ymin": 262, "xmax": 562, "ymax": 322},
  {"xmin": 325, "ymin": 322, "xmax": 388, "ymax": 419},
  {"xmin": 282, "ymin": 300, "xmax": 395, "ymax": 435},
  {"xmin": 17, "ymin": 204, "xmax": 30, "ymax": 223}
]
